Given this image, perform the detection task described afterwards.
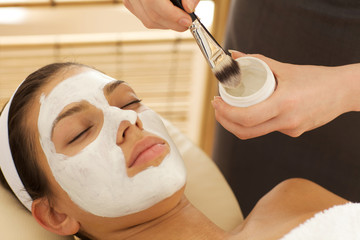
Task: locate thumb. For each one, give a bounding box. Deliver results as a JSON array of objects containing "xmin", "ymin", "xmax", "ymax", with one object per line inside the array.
[
  {"xmin": 245, "ymin": 53, "xmax": 283, "ymax": 73},
  {"xmin": 229, "ymin": 50, "xmax": 247, "ymax": 59}
]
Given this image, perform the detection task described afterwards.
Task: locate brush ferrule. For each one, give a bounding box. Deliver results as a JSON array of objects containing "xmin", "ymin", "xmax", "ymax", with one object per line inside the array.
[{"xmin": 189, "ymin": 19, "xmax": 227, "ymax": 69}]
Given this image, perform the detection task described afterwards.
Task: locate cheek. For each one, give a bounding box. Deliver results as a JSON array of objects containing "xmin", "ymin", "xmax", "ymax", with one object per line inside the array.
[
  {"xmin": 35, "ymin": 140, "xmax": 75, "ymax": 206},
  {"xmin": 48, "ymin": 136, "xmax": 128, "ymax": 208},
  {"xmin": 47, "ymin": 109, "xmax": 131, "ymax": 196}
]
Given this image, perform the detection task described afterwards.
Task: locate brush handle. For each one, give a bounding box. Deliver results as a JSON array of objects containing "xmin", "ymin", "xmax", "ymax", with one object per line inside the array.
[
  {"xmin": 170, "ymin": 0, "xmax": 229, "ymax": 56},
  {"xmin": 171, "ymin": 0, "xmax": 230, "ymax": 62},
  {"xmin": 170, "ymin": 0, "xmax": 197, "ymax": 21}
]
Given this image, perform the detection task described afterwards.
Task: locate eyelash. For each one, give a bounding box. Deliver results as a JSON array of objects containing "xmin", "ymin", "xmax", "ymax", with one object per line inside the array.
[
  {"xmin": 121, "ymin": 99, "xmax": 142, "ymax": 109},
  {"xmin": 68, "ymin": 126, "xmax": 92, "ymax": 144},
  {"xmin": 67, "ymin": 99, "xmax": 141, "ymax": 145}
]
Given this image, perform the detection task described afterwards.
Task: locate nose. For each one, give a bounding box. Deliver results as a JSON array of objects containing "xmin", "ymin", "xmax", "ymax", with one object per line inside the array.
[{"xmin": 116, "ymin": 117, "xmax": 143, "ymax": 145}]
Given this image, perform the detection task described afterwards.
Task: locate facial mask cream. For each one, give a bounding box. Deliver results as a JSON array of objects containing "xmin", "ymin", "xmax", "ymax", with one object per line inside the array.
[
  {"xmin": 37, "ymin": 70, "xmax": 186, "ymax": 217},
  {"xmin": 219, "ymin": 56, "xmax": 276, "ymax": 107}
]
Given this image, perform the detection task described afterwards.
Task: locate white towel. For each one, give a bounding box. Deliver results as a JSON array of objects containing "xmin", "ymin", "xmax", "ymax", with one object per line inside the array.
[{"xmin": 280, "ymin": 202, "xmax": 360, "ymax": 240}]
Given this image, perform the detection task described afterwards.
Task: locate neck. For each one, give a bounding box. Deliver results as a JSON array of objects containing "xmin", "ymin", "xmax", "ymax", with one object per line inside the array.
[{"xmin": 105, "ymin": 197, "xmax": 232, "ymax": 240}]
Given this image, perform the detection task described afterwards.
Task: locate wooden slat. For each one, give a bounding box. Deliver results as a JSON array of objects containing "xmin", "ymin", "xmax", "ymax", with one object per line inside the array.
[
  {"xmin": 0, "ymin": 0, "xmax": 121, "ymax": 7},
  {"xmin": 0, "ymin": 35, "xmax": 201, "ymax": 141}
]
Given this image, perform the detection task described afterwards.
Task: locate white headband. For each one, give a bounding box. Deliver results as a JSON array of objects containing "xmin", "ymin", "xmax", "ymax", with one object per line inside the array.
[{"xmin": 0, "ymin": 85, "xmax": 33, "ymax": 212}]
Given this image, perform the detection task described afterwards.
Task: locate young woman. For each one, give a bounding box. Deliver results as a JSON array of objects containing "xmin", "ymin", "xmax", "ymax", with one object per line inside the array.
[{"xmin": 0, "ymin": 62, "xmax": 355, "ymax": 240}]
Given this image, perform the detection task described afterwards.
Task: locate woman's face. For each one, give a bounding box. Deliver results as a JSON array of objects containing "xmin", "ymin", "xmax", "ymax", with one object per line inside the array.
[{"xmin": 32, "ymin": 66, "xmax": 186, "ymax": 224}]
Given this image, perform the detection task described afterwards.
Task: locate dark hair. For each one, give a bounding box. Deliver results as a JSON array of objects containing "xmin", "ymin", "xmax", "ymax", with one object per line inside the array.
[{"xmin": 0, "ymin": 62, "xmax": 92, "ymax": 240}]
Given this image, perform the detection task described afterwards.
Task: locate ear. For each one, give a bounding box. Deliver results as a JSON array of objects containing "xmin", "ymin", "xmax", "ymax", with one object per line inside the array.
[{"xmin": 32, "ymin": 198, "xmax": 80, "ymax": 236}]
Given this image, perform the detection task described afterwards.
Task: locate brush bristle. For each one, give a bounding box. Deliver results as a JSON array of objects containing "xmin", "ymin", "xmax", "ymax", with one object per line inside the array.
[{"xmin": 212, "ymin": 55, "xmax": 241, "ymax": 88}]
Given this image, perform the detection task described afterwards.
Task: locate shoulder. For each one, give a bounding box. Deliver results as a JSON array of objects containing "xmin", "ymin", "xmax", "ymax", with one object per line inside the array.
[
  {"xmin": 237, "ymin": 178, "xmax": 348, "ymax": 240},
  {"xmin": 260, "ymin": 178, "xmax": 347, "ymax": 208}
]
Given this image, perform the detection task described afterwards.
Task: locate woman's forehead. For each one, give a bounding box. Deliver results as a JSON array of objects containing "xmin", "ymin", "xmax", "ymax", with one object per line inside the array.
[
  {"xmin": 40, "ymin": 66, "xmax": 89, "ymax": 97},
  {"xmin": 40, "ymin": 67, "xmax": 134, "ymax": 104},
  {"xmin": 40, "ymin": 70, "xmax": 113, "ymax": 113}
]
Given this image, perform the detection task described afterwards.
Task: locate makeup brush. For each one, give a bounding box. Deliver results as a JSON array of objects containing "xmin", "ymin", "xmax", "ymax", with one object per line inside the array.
[{"xmin": 170, "ymin": 0, "xmax": 241, "ymax": 88}]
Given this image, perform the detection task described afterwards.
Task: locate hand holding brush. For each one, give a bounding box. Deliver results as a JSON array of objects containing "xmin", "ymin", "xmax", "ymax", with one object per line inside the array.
[
  {"xmin": 123, "ymin": 0, "xmax": 199, "ymax": 31},
  {"xmin": 170, "ymin": 0, "xmax": 242, "ymax": 88}
]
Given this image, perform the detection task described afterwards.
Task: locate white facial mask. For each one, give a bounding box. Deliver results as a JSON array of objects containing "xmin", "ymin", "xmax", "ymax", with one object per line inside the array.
[{"xmin": 37, "ymin": 70, "xmax": 186, "ymax": 217}]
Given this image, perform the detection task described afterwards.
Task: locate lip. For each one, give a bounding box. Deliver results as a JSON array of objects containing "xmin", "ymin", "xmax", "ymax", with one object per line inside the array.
[{"xmin": 128, "ymin": 136, "xmax": 169, "ymax": 169}]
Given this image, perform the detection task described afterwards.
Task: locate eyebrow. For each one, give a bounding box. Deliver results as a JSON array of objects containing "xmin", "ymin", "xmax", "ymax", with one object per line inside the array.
[
  {"xmin": 51, "ymin": 102, "xmax": 89, "ymax": 135},
  {"xmin": 51, "ymin": 80, "xmax": 125, "ymax": 135},
  {"xmin": 104, "ymin": 80, "xmax": 125, "ymax": 96}
]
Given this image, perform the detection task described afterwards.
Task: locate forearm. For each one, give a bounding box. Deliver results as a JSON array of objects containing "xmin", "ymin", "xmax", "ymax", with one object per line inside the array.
[{"xmin": 340, "ymin": 63, "xmax": 360, "ymax": 112}]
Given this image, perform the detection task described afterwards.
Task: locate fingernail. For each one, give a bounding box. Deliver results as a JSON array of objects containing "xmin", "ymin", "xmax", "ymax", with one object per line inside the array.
[
  {"xmin": 214, "ymin": 96, "xmax": 221, "ymax": 100},
  {"xmin": 228, "ymin": 49, "xmax": 246, "ymax": 55},
  {"xmin": 212, "ymin": 97, "xmax": 221, "ymax": 109},
  {"xmin": 179, "ymin": 17, "xmax": 192, "ymax": 27}
]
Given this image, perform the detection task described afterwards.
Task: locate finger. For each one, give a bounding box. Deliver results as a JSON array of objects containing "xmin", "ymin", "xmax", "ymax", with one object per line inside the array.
[
  {"xmin": 212, "ymin": 96, "xmax": 279, "ymax": 128},
  {"xmin": 123, "ymin": 0, "xmax": 135, "ymax": 13},
  {"xmin": 142, "ymin": 0, "xmax": 192, "ymax": 31},
  {"xmin": 228, "ymin": 52, "xmax": 285, "ymax": 80},
  {"xmin": 229, "ymin": 50, "xmax": 247, "ymax": 59},
  {"xmin": 124, "ymin": 0, "xmax": 164, "ymax": 29},
  {"xmin": 245, "ymin": 53, "xmax": 289, "ymax": 79},
  {"xmin": 182, "ymin": 0, "xmax": 200, "ymax": 13},
  {"xmin": 214, "ymin": 108, "xmax": 281, "ymax": 140},
  {"xmin": 124, "ymin": 0, "xmax": 147, "ymax": 22}
]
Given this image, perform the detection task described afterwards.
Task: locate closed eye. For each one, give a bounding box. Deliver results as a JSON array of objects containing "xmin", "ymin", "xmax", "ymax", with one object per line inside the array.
[
  {"xmin": 121, "ymin": 99, "xmax": 142, "ymax": 109},
  {"xmin": 68, "ymin": 126, "xmax": 92, "ymax": 144}
]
